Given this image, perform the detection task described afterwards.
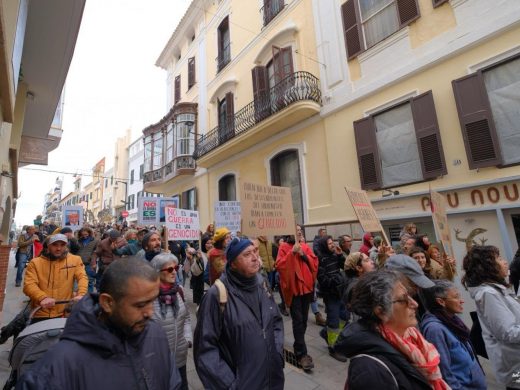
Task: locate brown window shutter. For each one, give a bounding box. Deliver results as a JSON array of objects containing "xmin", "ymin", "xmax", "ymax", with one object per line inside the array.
[
  {"xmin": 341, "ymin": 0, "xmax": 363, "ymax": 59},
  {"xmin": 452, "ymin": 73, "xmax": 502, "ymax": 169},
  {"xmin": 252, "ymin": 66, "xmax": 270, "ymax": 122},
  {"xmin": 181, "ymin": 191, "xmax": 188, "ymax": 209},
  {"xmin": 188, "ymin": 57, "xmax": 195, "ymax": 89},
  {"xmin": 225, "ymin": 92, "xmax": 235, "ymax": 136},
  {"xmin": 281, "ymin": 47, "xmax": 293, "ymax": 78},
  {"xmin": 432, "ymin": 0, "xmax": 449, "ymax": 8},
  {"xmin": 410, "ymin": 91, "xmax": 447, "ymax": 180},
  {"xmin": 272, "ymin": 46, "xmax": 282, "ymax": 84},
  {"xmin": 353, "ymin": 117, "xmax": 382, "ymax": 190},
  {"xmin": 175, "ymin": 75, "xmax": 181, "ymax": 104},
  {"xmin": 396, "ymin": 0, "xmax": 420, "ymax": 28}
]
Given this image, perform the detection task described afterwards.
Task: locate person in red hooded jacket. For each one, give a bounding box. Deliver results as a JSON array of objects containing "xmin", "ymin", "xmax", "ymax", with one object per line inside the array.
[
  {"xmin": 359, "ymin": 232, "xmax": 373, "ymax": 257},
  {"xmin": 276, "ymin": 225, "xmax": 318, "ymax": 371}
]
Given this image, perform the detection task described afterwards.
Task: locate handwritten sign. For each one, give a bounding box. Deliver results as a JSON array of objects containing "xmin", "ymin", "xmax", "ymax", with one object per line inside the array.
[
  {"xmin": 240, "ymin": 182, "xmax": 295, "ymax": 237},
  {"xmin": 430, "ymin": 189, "xmax": 454, "ymax": 257},
  {"xmin": 165, "ymin": 206, "xmax": 200, "ymax": 241},
  {"xmin": 214, "ymin": 201, "xmax": 241, "ymax": 233}
]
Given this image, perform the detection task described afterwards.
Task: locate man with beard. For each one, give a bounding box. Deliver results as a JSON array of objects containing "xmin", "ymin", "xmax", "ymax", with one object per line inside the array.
[
  {"xmin": 17, "ymin": 257, "xmax": 182, "ymax": 389},
  {"xmin": 23, "ymin": 234, "xmax": 88, "ymax": 322},
  {"xmin": 91, "ymin": 229, "xmax": 126, "ymax": 290},
  {"xmin": 135, "ymin": 231, "xmax": 164, "ymax": 262}
]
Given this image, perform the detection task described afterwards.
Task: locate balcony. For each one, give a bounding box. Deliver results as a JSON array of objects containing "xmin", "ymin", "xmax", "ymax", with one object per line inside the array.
[
  {"xmin": 262, "ymin": 0, "xmax": 284, "ymax": 27},
  {"xmin": 143, "ymin": 155, "xmax": 196, "ymax": 192},
  {"xmin": 194, "ymin": 71, "xmax": 321, "ymax": 167}
]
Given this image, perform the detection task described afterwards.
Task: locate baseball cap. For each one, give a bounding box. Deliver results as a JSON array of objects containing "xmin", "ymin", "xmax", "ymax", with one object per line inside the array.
[
  {"xmin": 48, "ymin": 234, "xmax": 68, "ymax": 245},
  {"xmin": 384, "ymin": 254, "xmax": 434, "ymax": 289}
]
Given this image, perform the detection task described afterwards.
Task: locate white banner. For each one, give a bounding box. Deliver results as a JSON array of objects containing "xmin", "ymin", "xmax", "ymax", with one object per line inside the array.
[
  {"xmin": 214, "ymin": 201, "xmax": 241, "ymax": 233},
  {"xmin": 165, "ymin": 206, "xmax": 200, "ymax": 241}
]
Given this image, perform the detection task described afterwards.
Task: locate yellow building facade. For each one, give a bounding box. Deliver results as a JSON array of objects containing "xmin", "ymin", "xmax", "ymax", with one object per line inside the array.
[{"xmin": 144, "ymin": 0, "xmax": 520, "ymax": 262}]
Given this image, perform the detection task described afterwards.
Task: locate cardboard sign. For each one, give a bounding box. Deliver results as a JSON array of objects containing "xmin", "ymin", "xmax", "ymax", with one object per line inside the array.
[
  {"xmin": 240, "ymin": 182, "xmax": 296, "ymax": 237},
  {"xmin": 165, "ymin": 206, "xmax": 200, "ymax": 241},
  {"xmin": 214, "ymin": 201, "xmax": 241, "ymax": 233},
  {"xmin": 430, "ymin": 189, "xmax": 454, "ymax": 257},
  {"xmin": 62, "ymin": 206, "xmax": 83, "ymax": 231},
  {"xmin": 344, "ymin": 187, "xmax": 389, "ymax": 244},
  {"xmin": 137, "ymin": 196, "xmax": 180, "ymax": 225}
]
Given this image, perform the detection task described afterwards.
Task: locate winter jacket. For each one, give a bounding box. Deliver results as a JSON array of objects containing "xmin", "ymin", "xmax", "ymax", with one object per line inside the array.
[
  {"xmin": 193, "ymin": 271, "xmax": 284, "ymax": 390},
  {"xmin": 469, "ymin": 283, "xmax": 520, "ymax": 387},
  {"xmin": 312, "ymin": 235, "xmax": 322, "ymax": 259},
  {"xmin": 77, "ymin": 236, "xmax": 98, "ymax": 265},
  {"xmin": 16, "ymin": 294, "xmax": 181, "ymax": 390},
  {"xmin": 316, "ymin": 238, "xmax": 345, "ymax": 299},
  {"xmin": 359, "ymin": 232, "xmax": 372, "ymax": 257},
  {"xmin": 23, "ymin": 253, "xmax": 88, "ymax": 319},
  {"xmin": 94, "ymin": 237, "xmax": 124, "ymax": 265},
  {"xmin": 335, "ymin": 321, "xmax": 431, "ymax": 390},
  {"xmin": 152, "ymin": 290, "xmax": 192, "ymax": 368},
  {"xmin": 276, "ymin": 241, "xmax": 318, "ymax": 307},
  {"xmin": 17, "ymin": 233, "xmax": 34, "ymax": 255},
  {"xmin": 67, "ymin": 238, "xmax": 80, "ymax": 255},
  {"xmin": 420, "ymin": 313, "xmax": 486, "ymax": 390},
  {"xmin": 258, "ymin": 238, "xmax": 275, "ymax": 273}
]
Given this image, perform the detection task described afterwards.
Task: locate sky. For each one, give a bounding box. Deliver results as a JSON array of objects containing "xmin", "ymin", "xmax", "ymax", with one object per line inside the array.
[{"xmin": 15, "ymin": 0, "xmax": 191, "ymax": 227}]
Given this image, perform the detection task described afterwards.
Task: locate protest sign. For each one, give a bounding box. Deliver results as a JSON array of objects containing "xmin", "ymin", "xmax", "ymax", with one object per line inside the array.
[
  {"xmin": 165, "ymin": 206, "xmax": 200, "ymax": 241},
  {"xmin": 240, "ymin": 182, "xmax": 295, "ymax": 237},
  {"xmin": 138, "ymin": 196, "xmax": 180, "ymax": 225},
  {"xmin": 214, "ymin": 201, "xmax": 241, "ymax": 233},
  {"xmin": 62, "ymin": 206, "xmax": 83, "ymax": 231},
  {"xmin": 430, "ymin": 189, "xmax": 454, "ymax": 257},
  {"xmin": 344, "ymin": 187, "xmax": 389, "ymax": 244}
]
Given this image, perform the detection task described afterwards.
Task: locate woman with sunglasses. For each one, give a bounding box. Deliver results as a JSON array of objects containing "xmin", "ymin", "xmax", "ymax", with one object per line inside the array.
[
  {"xmin": 335, "ymin": 270, "xmax": 449, "ymax": 390},
  {"xmin": 150, "ymin": 252, "xmax": 192, "ymax": 390}
]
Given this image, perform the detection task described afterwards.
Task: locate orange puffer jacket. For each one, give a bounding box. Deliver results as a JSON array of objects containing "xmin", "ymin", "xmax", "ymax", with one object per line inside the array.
[{"xmin": 23, "ymin": 253, "xmax": 88, "ymax": 319}]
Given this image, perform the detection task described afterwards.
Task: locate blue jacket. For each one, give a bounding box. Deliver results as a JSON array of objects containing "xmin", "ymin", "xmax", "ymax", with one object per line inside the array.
[{"xmin": 420, "ymin": 312, "xmax": 486, "ymax": 390}]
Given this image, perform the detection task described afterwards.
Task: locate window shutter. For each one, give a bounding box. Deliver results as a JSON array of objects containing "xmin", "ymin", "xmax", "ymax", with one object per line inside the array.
[
  {"xmin": 281, "ymin": 47, "xmax": 293, "ymax": 78},
  {"xmin": 225, "ymin": 92, "xmax": 235, "ymax": 137},
  {"xmin": 252, "ymin": 66, "xmax": 270, "ymax": 122},
  {"xmin": 410, "ymin": 91, "xmax": 447, "ymax": 180},
  {"xmin": 452, "ymin": 73, "xmax": 502, "ymax": 169},
  {"xmin": 353, "ymin": 117, "xmax": 382, "ymax": 190},
  {"xmin": 432, "ymin": 0, "xmax": 448, "ymax": 8},
  {"xmin": 175, "ymin": 76, "xmax": 181, "ymax": 104},
  {"xmin": 181, "ymin": 191, "xmax": 188, "ymax": 209},
  {"xmin": 396, "ymin": 0, "xmax": 420, "ymax": 28},
  {"xmin": 341, "ymin": 0, "xmax": 363, "ymax": 60},
  {"xmin": 192, "ymin": 187, "xmax": 198, "ymax": 210},
  {"xmin": 272, "ymin": 46, "xmax": 282, "ymax": 84},
  {"xmin": 188, "ymin": 57, "xmax": 195, "ymax": 89}
]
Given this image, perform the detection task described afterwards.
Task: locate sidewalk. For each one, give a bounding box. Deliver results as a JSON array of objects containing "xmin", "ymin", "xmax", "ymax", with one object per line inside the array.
[{"xmin": 0, "ymin": 251, "xmax": 501, "ymax": 389}]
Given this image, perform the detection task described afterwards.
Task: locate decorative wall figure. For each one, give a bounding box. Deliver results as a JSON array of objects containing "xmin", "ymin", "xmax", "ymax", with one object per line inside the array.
[{"xmin": 454, "ymin": 227, "xmax": 488, "ymax": 253}]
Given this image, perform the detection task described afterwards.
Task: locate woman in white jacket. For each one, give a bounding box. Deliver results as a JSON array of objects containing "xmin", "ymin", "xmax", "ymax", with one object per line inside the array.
[
  {"xmin": 150, "ymin": 252, "xmax": 192, "ymax": 390},
  {"xmin": 463, "ymin": 245, "xmax": 520, "ymax": 389}
]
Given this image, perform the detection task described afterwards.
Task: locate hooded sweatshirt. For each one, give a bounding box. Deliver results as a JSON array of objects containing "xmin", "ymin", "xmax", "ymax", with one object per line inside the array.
[
  {"xmin": 16, "ymin": 294, "xmax": 181, "ymax": 390},
  {"xmin": 359, "ymin": 232, "xmax": 373, "ymax": 256}
]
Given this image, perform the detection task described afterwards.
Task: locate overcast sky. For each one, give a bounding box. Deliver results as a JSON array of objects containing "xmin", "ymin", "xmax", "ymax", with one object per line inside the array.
[{"xmin": 15, "ymin": 0, "xmax": 191, "ymax": 227}]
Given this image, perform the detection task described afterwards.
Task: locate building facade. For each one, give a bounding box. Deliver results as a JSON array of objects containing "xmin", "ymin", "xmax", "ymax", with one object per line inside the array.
[{"xmin": 127, "ymin": 136, "xmax": 145, "ymax": 223}]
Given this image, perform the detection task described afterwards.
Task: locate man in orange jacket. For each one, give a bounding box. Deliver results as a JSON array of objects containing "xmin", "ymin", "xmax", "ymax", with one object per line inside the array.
[{"xmin": 24, "ymin": 234, "xmax": 88, "ymax": 322}]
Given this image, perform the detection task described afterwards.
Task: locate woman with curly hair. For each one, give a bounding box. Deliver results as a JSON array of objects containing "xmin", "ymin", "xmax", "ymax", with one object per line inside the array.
[
  {"xmin": 409, "ymin": 247, "xmax": 433, "ymax": 279},
  {"xmin": 463, "ymin": 245, "xmax": 520, "ymax": 389}
]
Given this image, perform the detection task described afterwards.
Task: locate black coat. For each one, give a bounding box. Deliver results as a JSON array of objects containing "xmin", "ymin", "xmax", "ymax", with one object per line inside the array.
[
  {"xmin": 193, "ymin": 271, "xmax": 284, "ymax": 390},
  {"xmin": 316, "ymin": 239, "xmax": 345, "ymax": 299},
  {"xmin": 335, "ymin": 322, "xmax": 431, "ymax": 390},
  {"xmin": 16, "ymin": 294, "xmax": 181, "ymax": 390}
]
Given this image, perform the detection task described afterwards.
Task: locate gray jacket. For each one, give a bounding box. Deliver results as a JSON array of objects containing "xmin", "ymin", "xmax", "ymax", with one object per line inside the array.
[
  {"xmin": 469, "ymin": 283, "xmax": 520, "ymax": 387},
  {"xmin": 152, "ymin": 291, "xmax": 192, "ymax": 368}
]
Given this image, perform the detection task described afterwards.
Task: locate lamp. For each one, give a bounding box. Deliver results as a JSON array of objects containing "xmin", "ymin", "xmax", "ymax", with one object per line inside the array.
[{"xmin": 382, "ymin": 189, "xmax": 400, "ymax": 197}]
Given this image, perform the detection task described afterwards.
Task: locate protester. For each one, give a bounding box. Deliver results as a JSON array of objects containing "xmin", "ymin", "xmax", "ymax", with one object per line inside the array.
[
  {"xmin": 91, "ymin": 229, "xmax": 125, "ymax": 289},
  {"xmin": 277, "ymin": 229, "xmax": 318, "ymax": 370},
  {"xmin": 312, "ymin": 227, "xmax": 327, "ymax": 259},
  {"xmin": 191, "ymin": 237, "xmax": 211, "ymax": 305},
  {"xmin": 400, "ymin": 234, "xmax": 416, "ymax": 255},
  {"xmin": 463, "ymin": 245, "xmax": 520, "ymax": 389},
  {"xmin": 342, "ymin": 251, "xmax": 376, "ymax": 320},
  {"xmin": 17, "ymin": 257, "xmax": 182, "ymax": 389},
  {"xmin": 359, "ymin": 232, "xmax": 373, "ymax": 257},
  {"xmin": 207, "ymin": 227, "xmax": 231, "ymax": 285},
  {"xmin": 194, "ymin": 238, "xmax": 284, "ymax": 389},
  {"xmin": 15, "ymin": 226, "xmax": 37, "ymax": 286},
  {"xmin": 23, "ymin": 234, "xmax": 88, "ymax": 322},
  {"xmin": 509, "ymin": 247, "xmax": 520, "ymax": 294},
  {"xmin": 59, "ymin": 227, "xmax": 80, "ymax": 255},
  {"xmin": 400, "ymin": 222, "xmax": 418, "ymax": 239},
  {"xmin": 136, "ymin": 231, "xmax": 164, "ymax": 262},
  {"xmin": 114, "ymin": 229, "xmax": 140, "ymax": 256},
  {"xmin": 415, "ymin": 234, "xmax": 431, "ymax": 252},
  {"xmin": 335, "ymin": 270, "xmax": 449, "ymax": 390},
  {"xmin": 409, "ymin": 246, "xmax": 432, "ymax": 278},
  {"xmin": 316, "ymin": 236, "xmax": 347, "ymax": 362},
  {"xmin": 421, "ymin": 280, "xmax": 486, "ymax": 389},
  {"xmin": 428, "ymin": 244, "xmax": 456, "ymax": 281},
  {"xmin": 272, "ymin": 236, "xmax": 289, "ymax": 316},
  {"xmin": 150, "ymin": 253, "xmax": 192, "ymax": 390},
  {"xmin": 77, "ymin": 227, "xmax": 98, "ymax": 292},
  {"xmin": 258, "ymin": 235, "xmax": 276, "ymax": 289},
  {"xmin": 368, "ymin": 235, "xmax": 383, "ymax": 263},
  {"xmin": 338, "ymin": 234, "xmax": 353, "ymax": 257},
  {"xmin": 201, "ymin": 224, "xmax": 214, "ymax": 241}
]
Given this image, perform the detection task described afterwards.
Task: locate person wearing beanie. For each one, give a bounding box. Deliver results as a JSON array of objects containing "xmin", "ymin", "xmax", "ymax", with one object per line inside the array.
[
  {"xmin": 194, "ymin": 238, "xmax": 284, "ymax": 390},
  {"xmin": 60, "ymin": 227, "xmax": 80, "ymax": 255},
  {"xmin": 207, "ymin": 227, "xmax": 231, "ymax": 285},
  {"xmin": 91, "ymin": 229, "xmax": 127, "ymax": 290},
  {"xmin": 134, "ymin": 231, "xmax": 164, "ymax": 262}
]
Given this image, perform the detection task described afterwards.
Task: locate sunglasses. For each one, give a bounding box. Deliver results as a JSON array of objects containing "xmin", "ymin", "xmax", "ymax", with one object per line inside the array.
[{"xmin": 160, "ymin": 265, "xmax": 179, "ymax": 273}]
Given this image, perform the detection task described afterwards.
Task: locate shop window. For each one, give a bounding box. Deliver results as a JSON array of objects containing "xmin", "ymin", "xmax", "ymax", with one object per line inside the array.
[
  {"xmin": 341, "ymin": 0, "xmax": 420, "ymax": 59},
  {"xmin": 354, "ymin": 91, "xmax": 446, "ymax": 190},
  {"xmin": 219, "ymin": 174, "xmax": 236, "ymax": 201},
  {"xmin": 452, "ymin": 55, "xmax": 520, "ymax": 169}
]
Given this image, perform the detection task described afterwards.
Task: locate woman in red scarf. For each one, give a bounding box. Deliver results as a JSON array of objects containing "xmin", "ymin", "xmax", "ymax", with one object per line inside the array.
[{"xmin": 335, "ymin": 270, "xmax": 450, "ymax": 390}]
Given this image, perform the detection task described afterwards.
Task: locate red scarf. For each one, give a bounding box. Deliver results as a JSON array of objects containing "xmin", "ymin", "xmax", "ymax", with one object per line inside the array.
[{"xmin": 379, "ymin": 324, "xmax": 451, "ymax": 390}]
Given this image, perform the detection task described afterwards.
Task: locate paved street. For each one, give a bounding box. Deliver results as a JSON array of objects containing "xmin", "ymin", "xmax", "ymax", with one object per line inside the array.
[{"xmin": 0, "ymin": 250, "xmax": 501, "ymax": 389}]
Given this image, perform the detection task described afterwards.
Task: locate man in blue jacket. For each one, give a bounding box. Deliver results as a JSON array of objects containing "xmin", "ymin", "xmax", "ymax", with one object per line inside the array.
[{"xmin": 16, "ymin": 257, "xmax": 181, "ymax": 390}]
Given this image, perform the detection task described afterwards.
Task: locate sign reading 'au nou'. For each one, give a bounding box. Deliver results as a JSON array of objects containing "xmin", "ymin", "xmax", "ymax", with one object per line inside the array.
[{"xmin": 240, "ymin": 182, "xmax": 296, "ymax": 237}]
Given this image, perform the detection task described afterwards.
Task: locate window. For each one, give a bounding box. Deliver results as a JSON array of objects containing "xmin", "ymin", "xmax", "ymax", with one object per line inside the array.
[
  {"xmin": 263, "ymin": 0, "xmax": 284, "ymax": 26},
  {"xmin": 111, "ymin": 176, "xmax": 113, "ymax": 185},
  {"xmin": 130, "ymin": 170, "xmax": 135, "ymax": 185},
  {"xmin": 176, "ymin": 114, "xmax": 196, "ymax": 156},
  {"xmin": 452, "ymin": 55, "xmax": 520, "ymax": 168},
  {"xmin": 175, "ymin": 75, "xmax": 181, "ymax": 104},
  {"xmin": 188, "ymin": 57, "xmax": 196, "ymax": 89},
  {"xmin": 217, "ymin": 16, "xmax": 230, "ymax": 72},
  {"xmin": 341, "ymin": 0, "xmax": 419, "ymax": 59},
  {"xmin": 267, "ymin": 46, "xmax": 293, "ymax": 88},
  {"xmin": 354, "ymin": 91, "xmax": 446, "ymax": 190},
  {"xmin": 140, "ymin": 164, "xmax": 144, "ymax": 179},
  {"xmin": 105, "ymin": 179, "xmax": 108, "ymax": 188},
  {"xmin": 153, "ymin": 131, "xmax": 163, "ymax": 170},
  {"xmin": 144, "ymin": 136, "xmax": 152, "ymax": 172},
  {"xmin": 270, "ymin": 150, "xmax": 304, "ymax": 225},
  {"xmin": 219, "ymin": 174, "xmax": 236, "ymax": 201},
  {"xmin": 90, "ymin": 192, "xmax": 93, "ymax": 200},
  {"xmin": 218, "ymin": 92, "xmax": 234, "ymax": 144},
  {"xmin": 166, "ymin": 122, "xmax": 175, "ymax": 162},
  {"xmin": 181, "ymin": 188, "xmax": 197, "ymax": 210}
]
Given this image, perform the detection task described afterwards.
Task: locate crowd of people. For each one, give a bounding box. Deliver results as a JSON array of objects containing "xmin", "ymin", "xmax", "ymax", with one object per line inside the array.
[{"xmin": 7, "ymin": 219, "xmax": 520, "ymax": 389}]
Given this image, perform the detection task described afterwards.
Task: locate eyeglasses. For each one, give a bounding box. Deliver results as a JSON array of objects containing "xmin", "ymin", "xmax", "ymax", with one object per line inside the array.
[
  {"xmin": 392, "ymin": 293, "xmax": 415, "ymax": 306},
  {"xmin": 160, "ymin": 265, "xmax": 179, "ymax": 273}
]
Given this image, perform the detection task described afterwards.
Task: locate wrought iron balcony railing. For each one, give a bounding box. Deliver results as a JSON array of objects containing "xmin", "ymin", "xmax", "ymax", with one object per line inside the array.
[
  {"xmin": 261, "ymin": 0, "xmax": 284, "ymax": 26},
  {"xmin": 143, "ymin": 155, "xmax": 196, "ymax": 184},
  {"xmin": 194, "ymin": 71, "xmax": 321, "ymax": 159}
]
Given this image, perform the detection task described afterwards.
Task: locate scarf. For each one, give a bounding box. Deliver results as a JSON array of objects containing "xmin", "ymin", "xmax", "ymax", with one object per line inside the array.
[
  {"xmin": 432, "ymin": 310, "xmax": 470, "ymax": 345},
  {"xmin": 226, "ymin": 268, "xmax": 262, "ymax": 322},
  {"xmin": 379, "ymin": 323, "xmax": 450, "ymax": 390},
  {"xmin": 145, "ymin": 250, "xmax": 158, "ymax": 261},
  {"xmin": 158, "ymin": 282, "xmax": 184, "ymax": 317}
]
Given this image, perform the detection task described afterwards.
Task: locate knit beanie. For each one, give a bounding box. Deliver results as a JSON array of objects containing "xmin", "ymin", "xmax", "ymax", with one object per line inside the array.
[{"xmin": 225, "ymin": 237, "xmax": 253, "ymax": 265}]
